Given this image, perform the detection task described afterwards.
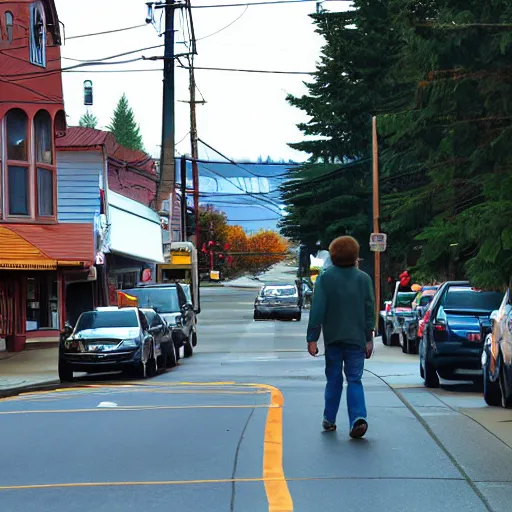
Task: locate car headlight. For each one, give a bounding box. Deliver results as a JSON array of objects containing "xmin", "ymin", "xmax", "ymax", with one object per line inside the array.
[{"xmin": 121, "ymin": 339, "xmax": 139, "ymax": 348}]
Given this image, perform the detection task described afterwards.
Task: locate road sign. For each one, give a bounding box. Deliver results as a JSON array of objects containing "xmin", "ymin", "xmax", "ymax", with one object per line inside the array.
[{"xmin": 370, "ymin": 233, "xmax": 387, "ymax": 252}]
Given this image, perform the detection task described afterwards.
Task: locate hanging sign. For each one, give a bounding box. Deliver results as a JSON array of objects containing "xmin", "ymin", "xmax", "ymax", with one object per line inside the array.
[{"xmin": 370, "ymin": 233, "xmax": 387, "ymax": 252}]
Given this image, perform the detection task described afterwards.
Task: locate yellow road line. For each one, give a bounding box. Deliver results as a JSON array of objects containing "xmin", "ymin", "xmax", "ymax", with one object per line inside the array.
[
  {"xmin": 1, "ymin": 381, "xmax": 294, "ymax": 511},
  {"xmin": 0, "ymin": 404, "xmax": 276, "ymax": 415}
]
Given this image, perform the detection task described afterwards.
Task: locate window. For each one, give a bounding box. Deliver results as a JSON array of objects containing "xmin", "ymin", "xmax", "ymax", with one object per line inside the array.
[
  {"xmin": 37, "ymin": 168, "xmax": 53, "ymax": 216},
  {"xmin": 29, "ymin": 3, "xmax": 46, "ymax": 67},
  {"xmin": 5, "ymin": 12, "xmax": 13, "ymax": 44},
  {"xmin": 26, "ymin": 274, "xmax": 59, "ymax": 331},
  {"xmin": 6, "ymin": 109, "xmax": 28, "ymax": 161},
  {"xmin": 34, "ymin": 110, "xmax": 52, "ymax": 164},
  {"xmin": 8, "ymin": 166, "xmax": 29, "ymax": 215}
]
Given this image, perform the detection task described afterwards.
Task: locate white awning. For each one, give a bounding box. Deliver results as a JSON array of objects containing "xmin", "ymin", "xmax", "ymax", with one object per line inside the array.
[{"xmin": 107, "ymin": 190, "xmax": 164, "ymax": 263}]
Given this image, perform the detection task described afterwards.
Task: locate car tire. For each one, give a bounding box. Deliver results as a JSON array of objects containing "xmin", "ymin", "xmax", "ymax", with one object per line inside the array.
[
  {"xmin": 423, "ymin": 352, "xmax": 440, "ymax": 388},
  {"xmin": 184, "ymin": 340, "xmax": 193, "ymax": 358},
  {"xmin": 401, "ymin": 335, "xmax": 408, "ymax": 354},
  {"xmin": 483, "ymin": 364, "xmax": 502, "ymax": 406},
  {"xmin": 147, "ymin": 347, "xmax": 157, "ymax": 378},
  {"xmin": 383, "ymin": 324, "xmax": 392, "ymax": 346},
  {"xmin": 390, "ymin": 332, "xmax": 400, "ymax": 346},
  {"xmin": 58, "ymin": 360, "xmax": 73, "ymax": 383},
  {"xmin": 192, "ymin": 331, "xmax": 198, "ymax": 347},
  {"xmin": 165, "ymin": 343, "xmax": 177, "ymax": 368},
  {"xmin": 499, "ymin": 363, "xmax": 512, "ymax": 408},
  {"xmin": 295, "ymin": 313, "xmax": 302, "ymax": 322},
  {"xmin": 253, "ymin": 311, "xmax": 259, "ymax": 321}
]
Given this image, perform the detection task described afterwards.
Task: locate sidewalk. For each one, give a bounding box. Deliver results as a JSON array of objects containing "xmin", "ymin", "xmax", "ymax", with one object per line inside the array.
[{"xmin": 0, "ymin": 347, "xmax": 59, "ymax": 395}]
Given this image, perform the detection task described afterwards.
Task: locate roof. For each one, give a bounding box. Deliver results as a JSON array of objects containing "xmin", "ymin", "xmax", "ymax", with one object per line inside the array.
[
  {"xmin": 56, "ymin": 127, "xmax": 156, "ymax": 177},
  {"xmin": 0, "ymin": 224, "xmax": 94, "ymax": 269}
]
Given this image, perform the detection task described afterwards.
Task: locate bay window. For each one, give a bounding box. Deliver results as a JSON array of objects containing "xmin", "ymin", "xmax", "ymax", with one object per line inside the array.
[
  {"xmin": 34, "ymin": 110, "xmax": 54, "ymax": 216},
  {"xmin": 6, "ymin": 109, "xmax": 29, "ymax": 216},
  {"xmin": 2, "ymin": 108, "xmax": 56, "ymax": 220}
]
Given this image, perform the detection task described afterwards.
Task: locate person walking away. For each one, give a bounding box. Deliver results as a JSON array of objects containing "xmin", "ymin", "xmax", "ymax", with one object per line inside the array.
[{"xmin": 306, "ymin": 236, "xmax": 375, "ymax": 438}]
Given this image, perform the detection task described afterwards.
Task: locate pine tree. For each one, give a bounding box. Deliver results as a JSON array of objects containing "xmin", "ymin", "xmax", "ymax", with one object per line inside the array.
[
  {"xmin": 107, "ymin": 93, "xmax": 145, "ymax": 152},
  {"xmin": 380, "ymin": 0, "xmax": 512, "ymax": 287},
  {"xmin": 78, "ymin": 112, "xmax": 98, "ymax": 129}
]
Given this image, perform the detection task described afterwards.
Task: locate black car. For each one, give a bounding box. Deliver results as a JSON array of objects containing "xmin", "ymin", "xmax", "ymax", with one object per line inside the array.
[
  {"xmin": 124, "ymin": 283, "xmax": 197, "ymax": 359},
  {"xmin": 254, "ymin": 284, "xmax": 302, "ymax": 321},
  {"xmin": 58, "ymin": 307, "xmax": 157, "ymax": 382},
  {"xmin": 140, "ymin": 308, "xmax": 177, "ymax": 369},
  {"xmin": 419, "ymin": 281, "xmax": 503, "ymax": 387}
]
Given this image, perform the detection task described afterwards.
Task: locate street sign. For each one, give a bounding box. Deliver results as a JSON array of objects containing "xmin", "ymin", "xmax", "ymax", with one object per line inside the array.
[{"xmin": 370, "ymin": 233, "xmax": 387, "ymax": 252}]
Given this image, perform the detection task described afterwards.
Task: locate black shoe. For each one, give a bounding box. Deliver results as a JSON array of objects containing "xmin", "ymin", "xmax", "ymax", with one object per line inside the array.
[
  {"xmin": 349, "ymin": 419, "xmax": 368, "ymax": 439},
  {"xmin": 322, "ymin": 419, "xmax": 337, "ymax": 432}
]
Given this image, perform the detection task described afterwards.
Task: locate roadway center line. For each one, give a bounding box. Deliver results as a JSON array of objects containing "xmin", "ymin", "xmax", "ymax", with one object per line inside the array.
[{"xmin": 0, "ymin": 404, "xmax": 276, "ymax": 415}]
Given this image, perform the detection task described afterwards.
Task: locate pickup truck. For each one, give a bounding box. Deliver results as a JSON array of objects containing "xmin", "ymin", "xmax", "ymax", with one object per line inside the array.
[{"xmin": 379, "ymin": 282, "xmax": 417, "ymax": 349}]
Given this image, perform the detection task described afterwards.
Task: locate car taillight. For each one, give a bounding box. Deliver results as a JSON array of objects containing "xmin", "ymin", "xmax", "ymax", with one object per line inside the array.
[
  {"xmin": 385, "ymin": 303, "xmax": 391, "ymax": 313},
  {"xmin": 434, "ymin": 322, "xmax": 446, "ymax": 332},
  {"xmin": 467, "ymin": 333, "xmax": 481, "ymax": 342}
]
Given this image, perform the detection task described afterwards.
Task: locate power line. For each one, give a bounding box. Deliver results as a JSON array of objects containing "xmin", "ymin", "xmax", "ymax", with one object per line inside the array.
[
  {"xmin": 195, "ymin": 5, "xmax": 249, "ymax": 41},
  {"xmin": 61, "ymin": 44, "xmax": 164, "ymax": 64},
  {"xmin": 191, "ymin": 0, "xmax": 343, "ymax": 8},
  {"xmin": 66, "ymin": 24, "xmax": 147, "ymax": 40},
  {"xmin": 178, "ymin": 63, "xmax": 314, "ymax": 74}
]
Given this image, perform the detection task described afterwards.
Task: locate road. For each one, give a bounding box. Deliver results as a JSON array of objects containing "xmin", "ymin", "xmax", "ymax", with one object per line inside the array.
[{"xmin": 1, "ymin": 287, "xmax": 512, "ymax": 511}]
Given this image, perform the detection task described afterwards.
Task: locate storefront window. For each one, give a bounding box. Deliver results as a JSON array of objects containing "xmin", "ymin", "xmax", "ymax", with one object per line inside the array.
[{"xmin": 26, "ymin": 274, "xmax": 59, "ymax": 331}]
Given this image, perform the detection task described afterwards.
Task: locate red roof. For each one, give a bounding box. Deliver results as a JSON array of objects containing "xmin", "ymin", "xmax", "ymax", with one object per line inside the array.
[
  {"xmin": 56, "ymin": 127, "xmax": 156, "ymax": 176},
  {"xmin": 4, "ymin": 224, "xmax": 94, "ymax": 263}
]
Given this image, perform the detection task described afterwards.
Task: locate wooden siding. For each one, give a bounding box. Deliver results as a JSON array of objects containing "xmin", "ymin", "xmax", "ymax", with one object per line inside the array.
[{"xmin": 57, "ymin": 151, "xmax": 101, "ymax": 223}]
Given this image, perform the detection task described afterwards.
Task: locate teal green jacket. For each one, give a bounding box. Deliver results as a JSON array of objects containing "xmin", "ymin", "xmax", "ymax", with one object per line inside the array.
[{"xmin": 306, "ymin": 266, "xmax": 375, "ymax": 348}]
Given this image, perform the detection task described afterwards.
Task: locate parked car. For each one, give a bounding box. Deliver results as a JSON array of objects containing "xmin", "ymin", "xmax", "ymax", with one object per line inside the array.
[
  {"xmin": 140, "ymin": 308, "xmax": 177, "ymax": 369},
  {"xmin": 254, "ymin": 284, "xmax": 302, "ymax": 321},
  {"xmin": 58, "ymin": 306, "xmax": 157, "ymax": 382},
  {"xmin": 482, "ymin": 287, "xmax": 512, "ymax": 408},
  {"xmin": 401, "ymin": 286, "xmax": 440, "ymax": 354},
  {"xmin": 419, "ymin": 281, "xmax": 503, "ymax": 387},
  {"xmin": 380, "ymin": 282, "xmax": 417, "ymax": 346},
  {"xmin": 124, "ymin": 283, "xmax": 197, "ymax": 359}
]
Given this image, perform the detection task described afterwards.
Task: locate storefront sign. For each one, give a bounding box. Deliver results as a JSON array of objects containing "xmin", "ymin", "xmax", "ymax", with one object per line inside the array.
[{"xmin": 0, "ymin": 262, "xmax": 56, "ymax": 270}]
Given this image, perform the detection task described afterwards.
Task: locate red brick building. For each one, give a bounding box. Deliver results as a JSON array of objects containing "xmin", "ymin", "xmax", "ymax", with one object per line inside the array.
[{"xmin": 0, "ymin": 1, "xmax": 94, "ymax": 352}]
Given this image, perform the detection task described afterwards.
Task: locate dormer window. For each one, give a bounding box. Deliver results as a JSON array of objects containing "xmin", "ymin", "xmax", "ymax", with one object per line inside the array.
[{"xmin": 30, "ymin": 2, "xmax": 46, "ymax": 67}]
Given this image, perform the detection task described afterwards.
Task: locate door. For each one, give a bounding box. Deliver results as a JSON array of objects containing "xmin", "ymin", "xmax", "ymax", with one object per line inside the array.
[{"xmin": 176, "ymin": 283, "xmax": 194, "ymax": 338}]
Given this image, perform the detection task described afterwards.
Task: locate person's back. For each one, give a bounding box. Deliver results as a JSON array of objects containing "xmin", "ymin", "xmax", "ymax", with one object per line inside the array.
[
  {"xmin": 315, "ymin": 265, "xmax": 373, "ymax": 349},
  {"xmin": 306, "ymin": 236, "xmax": 375, "ymax": 439}
]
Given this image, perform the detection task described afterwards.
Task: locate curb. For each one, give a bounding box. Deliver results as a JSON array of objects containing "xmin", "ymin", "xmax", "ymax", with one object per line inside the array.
[{"xmin": 0, "ymin": 379, "xmax": 61, "ymax": 399}]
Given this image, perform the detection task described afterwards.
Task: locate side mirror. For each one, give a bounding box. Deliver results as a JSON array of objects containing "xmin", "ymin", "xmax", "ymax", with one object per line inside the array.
[{"xmin": 490, "ymin": 310, "xmax": 499, "ymax": 323}]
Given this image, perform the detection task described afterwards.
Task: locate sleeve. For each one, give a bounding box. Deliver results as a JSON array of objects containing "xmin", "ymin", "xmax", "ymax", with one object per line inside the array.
[
  {"xmin": 365, "ymin": 274, "xmax": 376, "ymax": 337},
  {"xmin": 306, "ymin": 273, "xmax": 326, "ymax": 343}
]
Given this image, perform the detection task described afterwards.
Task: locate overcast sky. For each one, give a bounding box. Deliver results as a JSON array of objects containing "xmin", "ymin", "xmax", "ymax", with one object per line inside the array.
[{"xmin": 55, "ymin": 0, "xmax": 351, "ymax": 162}]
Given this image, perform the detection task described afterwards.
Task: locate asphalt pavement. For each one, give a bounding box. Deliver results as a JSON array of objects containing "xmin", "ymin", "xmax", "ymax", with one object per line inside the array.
[{"xmin": 1, "ymin": 286, "xmax": 511, "ymax": 512}]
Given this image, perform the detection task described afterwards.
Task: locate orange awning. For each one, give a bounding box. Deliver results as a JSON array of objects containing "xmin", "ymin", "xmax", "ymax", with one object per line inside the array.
[{"xmin": 0, "ymin": 224, "xmax": 94, "ymax": 271}]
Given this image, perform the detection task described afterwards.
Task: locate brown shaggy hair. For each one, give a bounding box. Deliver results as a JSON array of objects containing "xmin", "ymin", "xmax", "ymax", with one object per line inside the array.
[{"xmin": 329, "ymin": 236, "xmax": 360, "ymax": 267}]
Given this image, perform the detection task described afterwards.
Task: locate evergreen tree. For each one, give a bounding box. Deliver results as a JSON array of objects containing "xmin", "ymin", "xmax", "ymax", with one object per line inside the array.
[
  {"xmin": 107, "ymin": 93, "xmax": 145, "ymax": 152},
  {"xmin": 380, "ymin": 0, "xmax": 512, "ymax": 287},
  {"xmin": 78, "ymin": 112, "xmax": 98, "ymax": 129}
]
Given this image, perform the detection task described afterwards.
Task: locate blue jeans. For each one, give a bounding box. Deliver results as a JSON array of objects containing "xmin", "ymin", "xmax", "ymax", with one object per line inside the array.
[{"xmin": 324, "ymin": 344, "xmax": 367, "ymax": 428}]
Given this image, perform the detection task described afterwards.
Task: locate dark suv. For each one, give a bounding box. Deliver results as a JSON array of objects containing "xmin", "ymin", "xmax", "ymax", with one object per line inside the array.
[
  {"xmin": 419, "ymin": 281, "xmax": 503, "ymax": 387},
  {"xmin": 123, "ymin": 283, "xmax": 197, "ymax": 359}
]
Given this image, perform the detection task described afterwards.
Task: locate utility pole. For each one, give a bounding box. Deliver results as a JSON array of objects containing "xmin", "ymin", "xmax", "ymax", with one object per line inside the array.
[
  {"xmin": 188, "ymin": 64, "xmax": 202, "ymax": 247},
  {"xmin": 180, "ymin": 156, "xmax": 187, "ymax": 242},
  {"xmin": 372, "ymin": 116, "xmax": 381, "ymax": 330},
  {"xmin": 156, "ymin": 0, "xmax": 176, "ymax": 213}
]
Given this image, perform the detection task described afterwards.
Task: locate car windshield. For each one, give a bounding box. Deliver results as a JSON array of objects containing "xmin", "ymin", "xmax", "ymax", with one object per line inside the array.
[
  {"xmin": 263, "ymin": 286, "xmax": 297, "ymax": 297},
  {"xmin": 123, "ymin": 288, "xmax": 181, "ymax": 313},
  {"xmin": 419, "ymin": 294, "xmax": 434, "ymax": 307},
  {"xmin": 75, "ymin": 310, "xmax": 138, "ymax": 331},
  {"xmin": 443, "ymin": 288, "xmax": 503, "ymax": 312},
  {"xmin": 396, "ymin": 292, "xmax": 416, "ymax": 307}
]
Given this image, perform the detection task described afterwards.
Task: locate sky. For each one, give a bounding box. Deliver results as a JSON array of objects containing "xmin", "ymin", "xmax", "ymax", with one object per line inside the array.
[{"xmin": 55, "ymin": 0, "xmax": 351, "ymax": 162}]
